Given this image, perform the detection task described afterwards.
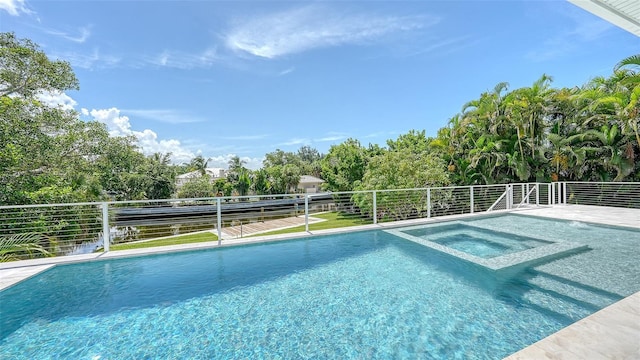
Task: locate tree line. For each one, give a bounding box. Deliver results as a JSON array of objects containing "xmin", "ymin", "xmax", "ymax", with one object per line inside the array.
[{"xmin": 1, "ymin": 32, "xmax": 638, "ymax": 206}]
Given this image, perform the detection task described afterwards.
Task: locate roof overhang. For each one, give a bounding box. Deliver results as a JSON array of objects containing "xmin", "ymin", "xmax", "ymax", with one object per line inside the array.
[{"xmin": 568, "ymin": 0, "xmax": 640, "ymax": 37}]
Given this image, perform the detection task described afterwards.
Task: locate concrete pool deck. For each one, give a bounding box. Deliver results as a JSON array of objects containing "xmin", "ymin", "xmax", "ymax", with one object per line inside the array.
[{"xmin": 1, "ymin": 204, "xmax": 638, "ymax": 358}]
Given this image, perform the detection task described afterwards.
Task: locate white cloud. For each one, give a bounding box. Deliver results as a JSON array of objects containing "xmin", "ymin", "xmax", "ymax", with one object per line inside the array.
[
  {"xmin": 36, "ymin": 91, "xmax": 77, "ymax": 111},
  {"xmin": 315, "ymin": 135, "xmax": 345, "ymax": 142},
  {"xmin": 364, "ymin": 132, "xmax": 385, "ymax": 139},
  {"xmin": 0, "ymin": 0, "xmax": 30, "ymax": 16},
  {"xmin": 86, "ymin": 107, "xmax": 196, "ymax": 164},
  {"xmin": 278, "ymin": 67, "xmax": 295, "ymax": 76},
  {"xmin": 243, "ymin": 157, "xmax": 263, "ymax": 170},
  {"xmin": 276, "ymin": 132, "xmax": 349, "ymax": 147},
  {"xmin": 84, "ymin": 108, "xmax": 265, "ymax": 168},
  {"xmin": 53, "ymin": 49, "xmax": 121, "ymax": 69},
  {"xmin": 28, "ymin": 94, "xmax": 188, "ymax": 161},
  {"xmin": 402, "ymin": 36, "xmax": 474, "ymax": 58},
  {"xmin": 278, "ymin": 138, "xmax": 311, "ymax": 146},
  {"xmin": 206, "ymin": 154, "xmax": 263, "ymax": 170},
  {"xmin": 221, "ymin": 134, "xmax": 269, "ymax": 141},
  {"xmin": 225, "ymin": 6, "xmax": 434, "ymax": 59},
  {"xmin": 121, "ymin": 109, "xmax": 204, "ymax": 124},
  {"xmin": 45, "ymin": 26, "xmax": 91, "ymax": 43},
  {"xmin": 148, "ymin": 48, "xmax": 218, "ymax": 69}
]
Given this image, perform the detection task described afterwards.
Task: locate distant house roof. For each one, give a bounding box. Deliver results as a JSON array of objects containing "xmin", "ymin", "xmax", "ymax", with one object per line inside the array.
[{"xmin": 299, "ymin": 175, "xmax": 324, "ymax": 184}]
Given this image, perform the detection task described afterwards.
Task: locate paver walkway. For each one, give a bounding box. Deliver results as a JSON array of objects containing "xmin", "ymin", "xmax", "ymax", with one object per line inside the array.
[{"xmin": 220, "ymin": 215, "xmax": 324, "ymax": 239}]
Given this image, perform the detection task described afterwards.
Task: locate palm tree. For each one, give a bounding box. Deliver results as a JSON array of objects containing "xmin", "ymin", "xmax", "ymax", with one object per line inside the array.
[
  {"xmin": 226, "ymin": 155, "xmax": 247, "ymax": 190},
  {"xmin": 252, "ymin": 168, "xmax": 272, "ymax": 195},
  {"xmin": 228, "ymin": 155, "xmax": 246, "ymax": 174},
  {"xmin": 614, "ymin": 54, "xmax": 640, "ymax": 73},
  {"xmin": 613, "ymin": 54, "xmax": 640, "ymax": 147},
  {"xmin": 150, "ymin": 152, "xmax": 172, "ymax": 165},
  {"xmin": 546, "ymin": 133, "xmax": 586, "ymax": 181},
  {"xmin": 581, "ymin": 125, "xmax": 634, "ymax": 181},
  {"xmin": 502, "ymin": 75, "xmax": 555, "ymax": 181},
  {"xmin": 451, "ymin": 83, "xmax": 511, "ymax": 183},
  {"xmin": 189, "ymin": 155, "xmax": 209, "ymax": 175},
  {"xmin": 282, "ymin": 164, "xmax": 301, "ymax": 193},
  {"xmin": 580, "ymin": 67, "xmax": 638, "ymax": 141},
  {"xmin": 468, "ymin": 134, "xmax": 509, "ymax": 184},
  {"xmin": 234, "ymin": 169, "xmax": 251, "ymax": 197},
  {"xmin": 145, "ymin": 152, "xmax": 175, "ymax": 199}
]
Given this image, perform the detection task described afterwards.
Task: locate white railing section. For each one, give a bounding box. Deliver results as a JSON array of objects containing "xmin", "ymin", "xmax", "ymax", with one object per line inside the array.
[
  {"xmin": 1, "ymin": 182, "xmax": 636, "ymax": 261},
  {"xmin": 515, "ymin": 185, "xmax": 538, "ymax": 208},
  {"xmin": 561, "ymin": 182, "xmax": 640, "ymax": 209},
  {"xmin": 487, "ymin": 185, "xmax": 511, "ymax": 211}
]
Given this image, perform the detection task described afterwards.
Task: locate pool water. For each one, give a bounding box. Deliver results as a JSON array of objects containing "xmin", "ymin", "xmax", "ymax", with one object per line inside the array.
[
  {"xmin": 442, "ymin": 234, "xmax": 510, "ymax": 257},
  {"xmin": 402, "ymin": 224, "xmax": 552, "ymax": 258},
  {"xmin": 1, "ymin": 214, "xmax": 639, "ymax": 359}
]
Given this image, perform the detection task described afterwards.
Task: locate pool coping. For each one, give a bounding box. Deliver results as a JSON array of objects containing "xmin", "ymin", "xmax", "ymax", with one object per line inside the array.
[{"xmin": 1, "ymin": 205, "xmax": 639, "ymax": 358}]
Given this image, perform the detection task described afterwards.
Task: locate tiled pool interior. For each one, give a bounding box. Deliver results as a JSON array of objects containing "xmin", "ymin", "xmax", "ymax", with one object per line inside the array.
[{"xmin": 1, "ymin": 213, "xmax": 639, "ymax": 359}]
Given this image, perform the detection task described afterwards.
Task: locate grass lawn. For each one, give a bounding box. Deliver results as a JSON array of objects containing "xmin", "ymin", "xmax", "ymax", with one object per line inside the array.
[
  {"xmin": 109, "ymin": 232, "xmax": 218, "ymax": 251},
  {"xmin": 106, "ymin": 212, "xmax": 368, "ymax": 251},
  {"xmin": 250, "ymin": 212, "xmax": 371, "ymax": 237}
]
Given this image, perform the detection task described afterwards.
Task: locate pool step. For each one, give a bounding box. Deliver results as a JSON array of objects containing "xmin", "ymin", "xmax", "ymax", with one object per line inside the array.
[
  {"xmin": 526, "ymin": 272, "xmax": 621, "ymax": 309},
  {"xmin": 521, "ymin": 289, "xmax": 594, "ymax": 322},
  {"xmin": 517, "ymin": 272, "xmax": 623, "ymax": 322}
]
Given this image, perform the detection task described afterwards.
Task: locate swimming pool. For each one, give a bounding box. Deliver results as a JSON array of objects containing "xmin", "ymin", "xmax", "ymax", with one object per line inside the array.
[{"xmin": 1, "ymin": 214, "xmax": 639, "ymax": 359}]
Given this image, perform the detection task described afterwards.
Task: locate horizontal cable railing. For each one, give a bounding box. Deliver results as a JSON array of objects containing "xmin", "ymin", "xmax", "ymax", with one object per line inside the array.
[
  {"xmin": 110, "ymin": 198, "xmax": 220, "ymax": 245},
  {"xmin": 564, "ymin": 182, "xmax": 640, "ymax": 209},
  {"xmin": 1, "ymin": 182, "xmax": 636, "ymax": 261},
  {"xmin": 0, "ymin": 204, "xmax": 104, "ymax": 259}
]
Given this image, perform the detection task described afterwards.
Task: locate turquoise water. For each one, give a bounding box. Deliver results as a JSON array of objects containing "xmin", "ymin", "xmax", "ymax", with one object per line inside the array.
[
  {"xmin": 1, "ymin": 214, "xmax": 639, "ymax": 359},
  {"xmin": 438, "ymin": 234, "xmax": 511, "ymax": 257},
  {"xmin": 403, "ymin": 224, "xmax": 552, "ymax": 258}
]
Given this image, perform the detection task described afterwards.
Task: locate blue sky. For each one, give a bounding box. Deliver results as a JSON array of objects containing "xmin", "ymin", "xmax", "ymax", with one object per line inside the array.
[{"xmin": 1, "ymin": 0, "xmax": 638, "ymax": 169}]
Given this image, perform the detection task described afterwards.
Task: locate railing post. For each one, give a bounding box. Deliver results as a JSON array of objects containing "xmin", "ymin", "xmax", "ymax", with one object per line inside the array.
[
  {"xmin": 305, "ymin": 194, "xmax": 309, "ymax": 232},
  {"xmin": 102, "ymin": 202, "xmax": 110, "ymax": 252},
  {"xmin": 509, "ymin": 184, "xmax": 514, "ymax": 209},
  {"xmin": 551, "ymin": 183, "xmax": 555, "ymax": 205},
  {"xmin": 509, "ymin": 184, "xmax": 513, "ymax": 209},
  {"xmin": 525, "ymin": 183, "xmax": 530, "ymax": 204},
  {"xmin": 563, "ymin": 182, "xmax": 568, "ymax": 204},
  {"xmin": 373, "ymin": 191, "xmax": 377, "ymax": 224},
  {"xmin": 535, "ymin": 183, "xmax": 539, "ymax": 206},
  {"xmin": 427, "ymin": 188, "xmax": 431, "ymax": 218},
  {"xmin": 505, "ymin": 185, "xmax": 510, "ymax": 209},
  {"xmin": 217, "ymin": 198, "xmax": 222, "ymax": 245},
  {"xmin": 470, "ymin": 186, "xmax": 474, "ymax": 214},
  {"xmin": 521, "ymin": 184, "xmax": 525, "ymax": 204}
]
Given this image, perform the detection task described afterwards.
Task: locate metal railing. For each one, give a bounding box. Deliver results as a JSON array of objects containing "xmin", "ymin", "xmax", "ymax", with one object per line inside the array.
[
  {"xmin": 1, "ymin": 182, "xmax": 636, "ymax": 261},
  {"xmin": 560, "ymin": 182, "xmax": 640, "ymax": 209}
]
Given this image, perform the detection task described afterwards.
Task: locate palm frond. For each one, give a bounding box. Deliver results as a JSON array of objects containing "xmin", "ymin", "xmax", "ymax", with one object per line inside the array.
[
  {"xmin": 614, "ymin": 54, "xmax": 640, "ymax": 72},
  {"xmin": 0, "ymin": 233, "xmax": 53, "ymax": 262}
]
